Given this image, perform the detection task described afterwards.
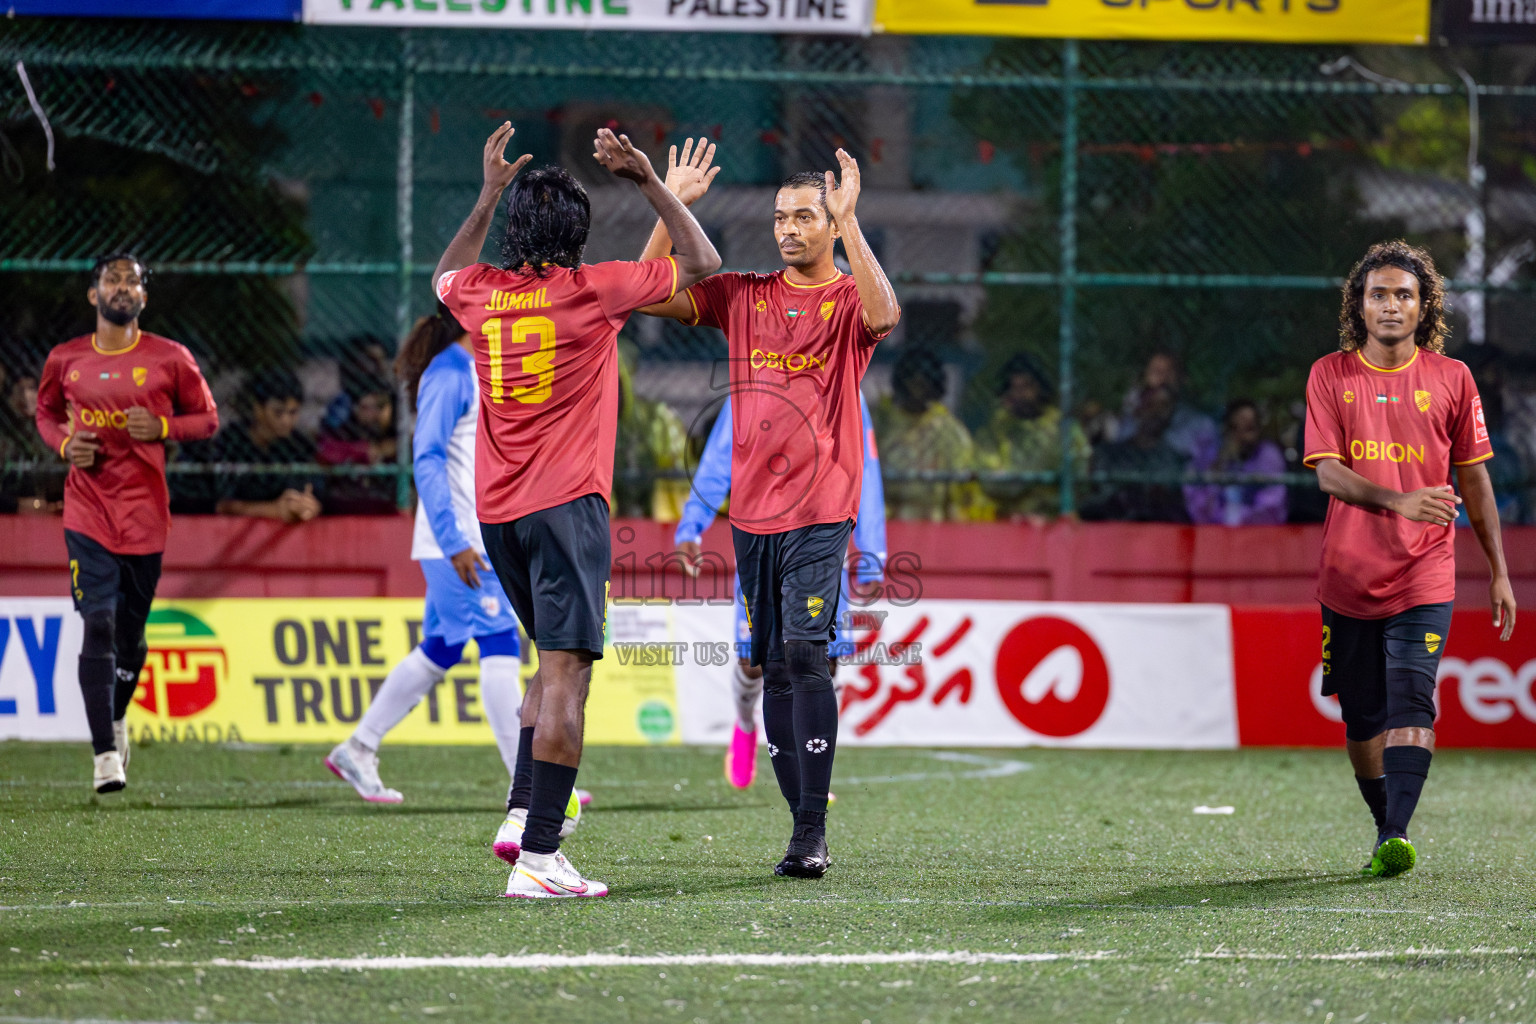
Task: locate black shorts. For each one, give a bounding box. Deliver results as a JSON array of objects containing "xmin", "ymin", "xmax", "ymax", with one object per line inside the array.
[
  {"xmin": 480, "ymin": 494, "xmax": 610, "ymax": 659},
  {"xmin": 1321, "ymin": 601, "xmax": 1453, "ymax": 742},
  {"xmin": 64, "ymin": 529, "xmax": 163, "ymax": 622},
  {"xmin": 732, "ymin": 519, "xmax": 853, "ymax": 667}
]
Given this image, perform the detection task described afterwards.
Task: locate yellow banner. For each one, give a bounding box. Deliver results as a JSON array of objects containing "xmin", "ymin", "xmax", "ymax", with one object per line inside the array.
[
  {"xmin": 124, "ymin": 599, "xmax": 680, "ymax": 746},
  {"xmin": 872, "ymin": 0, "xmax": 1429, "ymax": 44}
]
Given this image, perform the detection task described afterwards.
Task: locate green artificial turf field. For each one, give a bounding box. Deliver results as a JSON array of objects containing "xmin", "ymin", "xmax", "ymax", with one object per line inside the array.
[{"xmin": 1, "ymin": 741, "xmax": 1533, "ymax": 1023}]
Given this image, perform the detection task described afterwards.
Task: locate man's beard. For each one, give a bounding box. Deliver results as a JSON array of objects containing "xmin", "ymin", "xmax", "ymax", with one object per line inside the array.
[{"xmin": 98, "ymin": 297, "xmax": 143, "ymax": 326}]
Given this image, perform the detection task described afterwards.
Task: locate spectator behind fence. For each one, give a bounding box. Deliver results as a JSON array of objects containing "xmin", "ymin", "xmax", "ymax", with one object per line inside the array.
[
  {"xmin": 875, "ymin": 347, "xmax": 979, "ymax": 521},
  {"xmin": 214, "ymin": 368, "xmax": 323, "ymax": 523},
  {"xmin": 973, "ymin": 353, "xmax": 1090, "ymax": 522},
  {"xmin": 316, "ymin": 368, "xmax": 399, "ymax": 515},
  {"xmin": 1184, "ymin": 399, "xmax": 1287, "ymax": 526},
  {"xmin": 613, "ymin": 341, "xmax": 690, "ymax": 521},
  {"xmin": 1082, "ymin": 384, "xmax": 1189, "ymax": 523},
  {"xmin": 1459, "ymin": 344, "xmax": 1525, "ymax": 526},
  {"xmin": 1118, "ymin": 348, "xmax": 1218, "ymax": 465},
  {"xmin": 0, "ymin": 366, "xmax": 64, "ymax": 514}
]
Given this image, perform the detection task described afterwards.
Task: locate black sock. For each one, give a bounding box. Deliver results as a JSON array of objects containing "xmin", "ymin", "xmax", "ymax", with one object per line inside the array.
[
  {"xmin": 79, "ymin": 654, "xmax": 117, "ymax": 755},
  {"xmin": 1382, "ymin": 746, "xmax": 1433, "ymax": 837},
  {"xmin": 761, "ymin": 661, "xmax": 801, "ymax": 816},
  {"xmin": 522, "ymin": 759, "xmax": 579, "ymax": 856},
  {"xmin": 786, "ymin": 640, "xmax": 836, "ymax": 824},
  {"xmin": 507, "ymin": 725, "xmax": 535, "ymax": 813},
  {"xmin": 112, "ymin": 641, "xmax": 148, "ymax": 721},
  {"xmin": 1355, "ymin": 775, "xmax": 1387, "ymax": 835}
]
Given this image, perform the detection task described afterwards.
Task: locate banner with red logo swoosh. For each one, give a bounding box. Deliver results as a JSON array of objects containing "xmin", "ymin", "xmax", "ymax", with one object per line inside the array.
[
  {"xmin": 674, "ymin": 599, "xmax": 1239, "ymax": 748},
  {"xmin": 1231, "ymin": 606, "xmax": 1536, "ymax": 749}
]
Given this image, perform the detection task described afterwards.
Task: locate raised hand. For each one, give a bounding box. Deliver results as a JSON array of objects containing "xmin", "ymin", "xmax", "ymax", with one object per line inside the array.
[
  {"xmin": 483, "ymin": 122, "xmax": 533, "ymax": 195},
  {"xmin": 592, "ymin": 129, "xmax": 658, "ymax": 185},
  {"xmin": 824, "ymin": 147, "xmax": 862, "ymax": 225},
  {"xmin": 664, "ymin": 137, "xmax": 721, "ymax": 207}
]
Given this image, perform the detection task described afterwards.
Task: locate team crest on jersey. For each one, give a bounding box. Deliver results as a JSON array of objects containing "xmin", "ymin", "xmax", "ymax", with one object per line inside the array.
[
  {"xmin": 1343, "ymin": 390, "xmax": 1355, "ymax": 403},
  {"xmin": 820, "ymin": 300, "xmax": 835, "ymax": 321},
  {"xmin": 1425, "ymin": 632, "xmax": 1441, "ymax": 654},
  {"xmin": 806, "ymin": 595, "xmax": 824, "ymax": 618},
  {"xmin": 133, "ymin": 366, "xmax": 147, "ymax": 387},
  {"xmin": 69, "ymin": 370, "xmax": 79, "ymax": 382},
  {"xmin": 755, "ymin": 300, "xmax": 767, "ymax": 313},
  {"xmin": 1414, "ymin": 390, "xmax": 1431, "ymax": 413}
]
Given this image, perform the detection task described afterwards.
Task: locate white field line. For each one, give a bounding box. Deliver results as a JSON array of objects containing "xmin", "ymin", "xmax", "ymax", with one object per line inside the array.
[
  {"xmin": 53, "ymin": 946, "xmax": 1534, "ymax": 972},
  {"xmin": 0, "ymin": 899, "xmax": 1508, "ymax": 918}
]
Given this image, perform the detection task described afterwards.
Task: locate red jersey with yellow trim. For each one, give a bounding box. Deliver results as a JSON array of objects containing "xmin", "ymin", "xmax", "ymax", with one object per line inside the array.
[
  {"xmin": 1303, "ymin": 347, "xmax": 1492, "ymax": 619},
  {"xmin": 35, "ymin": 331, "xmax": 218, "ymax": 555},
  {"xmin": 437, "ymin": 258, "xmax": 679, "ymax": 523},
  {"xmin": 685, "ymin": 270, "xmax": 886, "ymax": 535}
]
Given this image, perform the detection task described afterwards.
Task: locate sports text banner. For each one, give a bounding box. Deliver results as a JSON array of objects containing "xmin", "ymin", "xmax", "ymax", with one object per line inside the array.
[
  {"xmin": 0, "ymin": 598, "xmax": 681, "ymax": 746},
  {"xmin": 304, "ymin": 0, "xmax": 871, "ymax": 34},
  {"xmin": 871, "ymin": 0, "xmax": 1429, "ymax": 44}
]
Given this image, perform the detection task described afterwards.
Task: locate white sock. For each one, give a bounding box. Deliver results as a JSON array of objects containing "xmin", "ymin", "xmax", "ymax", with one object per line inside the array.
[
  {"xmin": 731, "ymin": 662, "xmax": 763, "ymax": 733},
  {"xmin": 353, "ymin": 647, "xmax": 446, "ymax": 750},
  {"xmin": 479, "ymin": 654, "xmax": 524, "ymax": 783}
]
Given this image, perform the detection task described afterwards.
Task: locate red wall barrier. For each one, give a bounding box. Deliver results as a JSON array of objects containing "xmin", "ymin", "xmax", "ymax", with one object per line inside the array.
[{"xmin": 3, "ymin": 516, "xmax": 1534, "ymax": 607}]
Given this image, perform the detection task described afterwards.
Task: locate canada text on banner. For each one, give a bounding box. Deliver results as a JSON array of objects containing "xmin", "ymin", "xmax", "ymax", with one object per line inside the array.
[
  {"xmin": 0, "ymin": 598, "xmax": 681, "ymax": 747},
  {"xmin": 871, "ymin": 0, "xmax": 1429, "ymax": 44},
  {"xmin": 304, "ymin": 0, "xmax": 871, "ymax": 34}
]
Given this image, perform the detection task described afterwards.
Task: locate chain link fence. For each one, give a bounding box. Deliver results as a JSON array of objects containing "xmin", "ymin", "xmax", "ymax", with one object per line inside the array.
[{"xmin": 2, "ymin": 21, "xmax": 1534, "ymax": 523}]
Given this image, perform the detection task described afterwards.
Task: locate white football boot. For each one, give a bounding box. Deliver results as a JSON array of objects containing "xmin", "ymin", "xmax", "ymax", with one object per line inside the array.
[
  {"xmin": 503, "ymin": 849, "xmax": 608, "ymax": 899},
  {"xmin": 493, "ymin": 790, "xmax": 583, "ymax": 865},
  {"xmin": 93, "ymin": 750, "xmax": 126, "ymax": 794},
  {"xmin": 324, "ymin": 738, "xmax": 403, "ymax": 803}
]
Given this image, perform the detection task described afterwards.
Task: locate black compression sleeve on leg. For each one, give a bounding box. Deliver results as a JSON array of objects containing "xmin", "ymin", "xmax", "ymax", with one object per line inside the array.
[
  {"xmin": 1355, "ymin": 775, "xmax": 1387, "ymax": 835},
  {"xmin": 507, "ymin": 725, "xmax": 535, "ymax": 812},
  {"xmin": 785, "ymin": 639, "xmax": 836, "ymax": 827},
  {"xmin": 79, "ymin": 610, "xmax": 117, "ymax": 755},
  {"xmin": 1382, "ymin": 745, "xmax": 1432, "ymax": 837},
  {"xmin": 522, "ymin": 760, "xmax": 578, "ymax": 856},
  {"xmin": 113, "ymin": 635, "xmax": 148, "ymax": 721},
  {"xmin": 761, "ymin": 659, "xmax": 801, "ymax": 817}
]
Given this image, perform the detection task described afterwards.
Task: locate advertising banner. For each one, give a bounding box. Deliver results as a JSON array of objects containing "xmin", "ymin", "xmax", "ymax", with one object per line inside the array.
[
  {"xmin": 0, "ymin": 598, "xmax": 682, "ymax": 746},
  {"xmin": 10, "ymin": 0, "xmax": 301, "ymax": 20},
  {"xmin": 1232, "ymin": 606, "xmax": 1536, "ymax": 749},
  {"xmin": 304, "ymin": 0, "xmax": 871, "ymax": 34},
  {"xmin": 871, "ymin": 0, "xmax": 1430, "ymax": 44},
  {"xmin": 677, "ymin": 598, "xmax": 1239, "ymax": 748},
  {"xmin": 1441, "ymin": 0, "xmax": 1536, "ymax": 43}
]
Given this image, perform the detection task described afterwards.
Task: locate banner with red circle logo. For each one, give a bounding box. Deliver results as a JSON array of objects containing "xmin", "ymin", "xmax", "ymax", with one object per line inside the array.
[{"xmin": 674, "ymin": 599, "xmax": 1239, "ymax": 748}]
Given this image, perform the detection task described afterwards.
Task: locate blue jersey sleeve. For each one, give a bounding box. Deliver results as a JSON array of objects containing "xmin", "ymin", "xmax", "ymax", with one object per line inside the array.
[
  {"xmin": 853, "ymin": 393, "xmax": 887, "ymax": 584},
  {"xmin": 674, "ymin": 395, "xmax": 734, "ymax": 546},
  {"xmin": 413, "ymin": 354, "xmax": 473, "ymax": 557}
]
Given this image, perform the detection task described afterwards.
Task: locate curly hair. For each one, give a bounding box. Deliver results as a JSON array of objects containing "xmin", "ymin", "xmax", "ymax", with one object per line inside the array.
[
  {"xmin": 1338, "ymin": 240, "xmax": 1448, "ymax": 354},
  {"xmin": 498, "ymin": 166, "xmax": 590, "ymax": 277}
]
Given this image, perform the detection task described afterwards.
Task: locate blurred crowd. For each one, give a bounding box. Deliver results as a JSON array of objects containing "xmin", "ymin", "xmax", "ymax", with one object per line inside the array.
[{"xmin": 3, "ymin": 340, "xmax": 1533, "ymax": 527}]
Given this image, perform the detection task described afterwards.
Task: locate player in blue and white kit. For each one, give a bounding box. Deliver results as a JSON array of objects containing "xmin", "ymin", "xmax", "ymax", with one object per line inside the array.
[
  {"xmin": 674, "ymin": 392, "xmax": 885, "ymax": 789},
  {"xmin": 326, "ymin": 305, "xmax": 526, "ymax": 804}
]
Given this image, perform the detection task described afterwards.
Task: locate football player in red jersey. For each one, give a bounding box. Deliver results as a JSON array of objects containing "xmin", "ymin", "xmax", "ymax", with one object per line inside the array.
[
  {"xmin": 434, "ymin": 123, "xmax": 718, "ymax": 898},
  {"xmin": 34, "ymin": 254, "xmax": 219, "ymax": 794},
  {"xmin": 1303, "ymin": 240, "xmax": 1515, "ymax": 878},
  {"xmin": 637, "ymin": 143, "xmax": 901, "ymax": 879}
]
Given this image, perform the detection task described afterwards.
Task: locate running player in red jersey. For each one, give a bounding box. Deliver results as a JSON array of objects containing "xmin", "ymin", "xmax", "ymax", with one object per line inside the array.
[
  {"xmin": 434, "ymin": 123, "xmax": 719, "ymax": 898},
  {"xmin": 34, "ymin": 254, "xmax": 219, "ymax": 794},
  {"xmin": 1303, "ymin": 240, "xmax": 1515, "ymax": 878},
  {"xmin": 638, "ymin": 143, "xmax": 901, "ymax": 878}
]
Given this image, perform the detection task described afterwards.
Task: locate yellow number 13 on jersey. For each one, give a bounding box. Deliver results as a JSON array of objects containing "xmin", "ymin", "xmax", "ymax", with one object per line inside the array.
[{"xmin": 484, "ymin": 315, "xmax": 556, "ymax": 404}]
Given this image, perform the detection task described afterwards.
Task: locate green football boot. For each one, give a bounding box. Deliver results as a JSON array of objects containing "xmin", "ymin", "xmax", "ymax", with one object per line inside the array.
[{"xmin": 1366, "ymin": 835, "xmax": 1417, "ymax": 878}]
